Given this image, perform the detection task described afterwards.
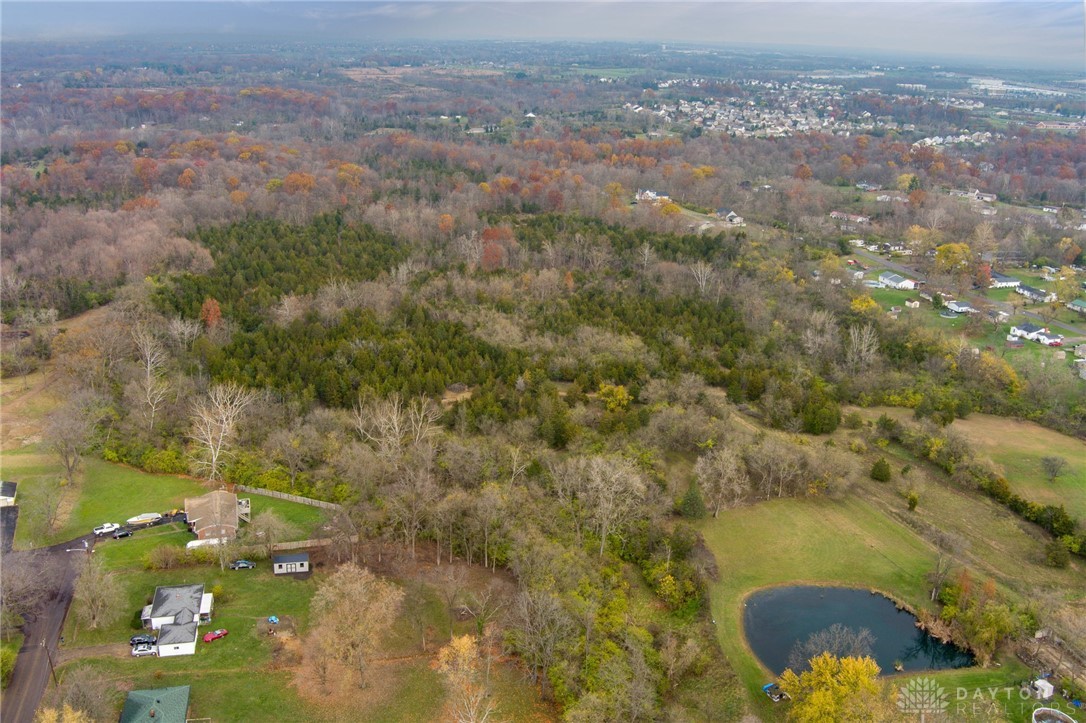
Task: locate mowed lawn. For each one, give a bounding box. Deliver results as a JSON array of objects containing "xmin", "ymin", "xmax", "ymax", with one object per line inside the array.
[
  {"xmin": 702, "ymin": 495, "xmax": 937, "ymax": 716},
  {"xmin": 4, "ymin": 451, "xmax": 328, "ymax": 548},
  {"xmin": 948, "ymin": 413, "xmax": 1086, "ymax": 520}
]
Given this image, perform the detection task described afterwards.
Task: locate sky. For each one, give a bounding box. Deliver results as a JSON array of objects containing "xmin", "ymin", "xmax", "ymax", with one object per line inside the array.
[{"xmin": 2, "ymin": 1, "xmax": 1084, "ymax": 71}]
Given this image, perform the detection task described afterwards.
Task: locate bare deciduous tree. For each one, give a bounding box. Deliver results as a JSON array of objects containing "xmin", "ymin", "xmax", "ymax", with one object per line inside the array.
[
  {"xmin": 264, "ymin": 424, "xmax": 322, "ymax": 490},
  {"xmin": 44, "ymin": 401, "xmax": 94, "ymax": 484},
  {"xmin": 801, "ymin": 309, "xmax": 841, "ymax": 365},
  {"xmin": 694, "ymin": 446, "xmax": 750, "ymax": 516},
  {"xmin": 1040, "ymin": 456, "xmax": 1069, "ymax": 482},
  {"xmin": 243, "ymin": 510, "xmax": 300, "ymax": 559},
  {"xmin": 508, "ymin": 588, "xmax": 574, "ymax": 697},
  {"xmin": 166, "ymin": 316, "xmax": 201, "ymax": 351},
  {"xmin": 49, "ymin": 665, "xmax": 114, "ymax": 723},
  {"xmin": 844, "ymin": 323, "xmax": 880, "ymax": 374},
  {"xmin": 386, "ymin": 456, "xmax": 439, "ymax": 558},
  {"xmin": 687, "ymin": 260, "xmax": 716, "ymax": 298},
  {"xmin": 131, "ymin": 326, "xmax": 167, "ymax": 384},
  {"xmin": 311, "ymin": 563, "xmax": 404, "ymax": 688},
  {"xmin": 1, "ymin": 552, "xmax": 62, "ymax": 629},
  {"xmin": 189, "ymin": 382, "xmax": 257, "ymax": 481},
  {"xmin": 660, "ymin": 631, "xmax": 701, "ymax": 690},
  {"xmin": 72, "ymin": 556, "xmax": 124, "ymax": 631}
]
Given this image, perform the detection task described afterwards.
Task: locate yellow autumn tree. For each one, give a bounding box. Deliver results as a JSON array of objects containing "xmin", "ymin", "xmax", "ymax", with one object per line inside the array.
[
  {"xmin": 34, "ymin": 706, "xmax": 92, "ymax": 723},
  {"xmin": 437, "ymin": 635, "xmax": 495, "ymax": 723},
  {"xmin": 778, "ymin": 653, "xmax": 901, "ymax": 722}
]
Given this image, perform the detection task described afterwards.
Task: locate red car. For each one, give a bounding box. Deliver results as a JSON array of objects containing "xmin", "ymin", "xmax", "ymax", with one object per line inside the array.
[{"xmin": 203, "ymin": 629, "xmax": 229, "ymax": 643}]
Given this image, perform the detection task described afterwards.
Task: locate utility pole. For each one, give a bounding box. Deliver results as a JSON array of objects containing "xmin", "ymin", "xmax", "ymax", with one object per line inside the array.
[{"xmin": 41, "ymin": 640, "xmax": 58, "ymax": 687}]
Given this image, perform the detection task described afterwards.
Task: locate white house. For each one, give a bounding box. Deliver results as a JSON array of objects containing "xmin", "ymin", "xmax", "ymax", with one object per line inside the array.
[
  {"xmin": 140, "ymin": 584, "xmax": 213, "ymax": 657},
  {"xmin": 989, "ymin": 272, "xmax": 1021, "ymax": 289},
  {"xmin": 1016, "ymin": 285, "xmax": 1056, "ymax": 303},
  {"xmin": 878, "ymin": 272, "xmax": 917, "ymax": 290},
  {"xmin": 1035, "ymin": 332, "xmax": 1065, "ymax": 347},
  {"xmin": 1010, "ymin": 322, "xmax": 1046, "ymax": 341},
  {"xmin": 272, "ymin": 552, "xmax": 310, "ymax": 575},
  {"xmin": 635, "ymin": 189, "xmax": 668, "ymax": 203},
  {"xmin": 945, "ymin": 301, "xmax": 978, "ymax": 314}
]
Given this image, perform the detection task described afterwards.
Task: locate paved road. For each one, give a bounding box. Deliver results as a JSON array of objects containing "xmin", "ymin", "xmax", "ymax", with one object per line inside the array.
[{"xmin": 1, "ymin": 534, "xmax": 94, "ymax": 723}]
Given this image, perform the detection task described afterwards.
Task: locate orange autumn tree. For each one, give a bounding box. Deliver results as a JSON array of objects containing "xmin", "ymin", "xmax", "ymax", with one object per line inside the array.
[{"xmin": 199, "ymin": 298, "xmax": 222, "ymax": 329}]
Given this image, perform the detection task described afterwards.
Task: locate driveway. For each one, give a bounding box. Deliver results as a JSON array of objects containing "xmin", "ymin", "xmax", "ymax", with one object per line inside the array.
[{"xmin": 1, "ymin": 534, "xmax": 95, "ymax": 723}]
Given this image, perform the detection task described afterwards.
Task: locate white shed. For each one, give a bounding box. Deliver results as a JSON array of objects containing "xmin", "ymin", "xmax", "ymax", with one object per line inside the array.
[{"xmin": 272, "ymin": 552, "xmax": 310, "ymax": 575}]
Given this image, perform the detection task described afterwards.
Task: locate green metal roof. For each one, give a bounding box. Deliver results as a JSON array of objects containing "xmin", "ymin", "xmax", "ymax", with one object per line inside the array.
[{"xmin": 120, "ymin": 686, "xmax": 190, "ymax": 723}]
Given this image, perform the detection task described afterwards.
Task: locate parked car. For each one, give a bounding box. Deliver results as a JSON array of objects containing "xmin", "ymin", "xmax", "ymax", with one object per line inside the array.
[
  {"xmin": 763, "ymin": 683, "xmax": 790, "ymax": 702},
  {"xmin": 130, "ymin": 634, "xmax": 156, "ymax": 646},
  {"xmin": 112, "ymin": 529, "xmax": 132, "ymax": 539},
  {"xmin": 229, "ymin": 559, "xmax": 255, "ymax": 570},
  {"xmin": 131, "ymin": 643, "xmax": 157, "ymax": 657},
  {"xmin": 203, "ymin": 629, "xmax": 229, "ymax": 643},
  {"xmin": 93, "ymin": 523, "xmax": 120, "ymax": 536}
]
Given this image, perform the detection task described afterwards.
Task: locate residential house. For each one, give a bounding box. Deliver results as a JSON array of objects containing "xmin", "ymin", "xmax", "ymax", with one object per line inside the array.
[
  {"xmin": 635, "ymin": 189, "xmax": 668, "ymax": 203},
  {"xmin": 878, "ymin": 272, "xmax": 917, "ymax": 290},
  {"xmin": 141, "ymin": 584, "xmax": 213, "ymax": 657},
  {"xmin": 715, "ymin": 208, "xmax": 745, "ymax": 226},
  {"xmin": 946, "ymin": 301, "xmax": 978, "ymax": 314},
  {"xmin": 1010, "ymin": 322, "xmax": 1046, "ymax": 341},
  {"xmin": 989, "ymin": 272, "xmax": 1021, "ymax": 289},
  {"xmin": 950, "ymin": 188, "xmax": 997, "ymax": 203},
  {"xmin": 272, "ymin": 552, "xmax": 310, "ymax": 575},
  {"xmin": 185, "ymin": 490, "xmax": 245, "ymax": 540},
  {"xmin": 829, "ymin": 211, "xmax": 870, "ymax": 224},
  {"xmin": 1016, "ymin": 285, "xmax": 1056, "ymax": 303},
  {"xmin": 0, "ymin": 481, "xmax": 16, "ymax": 507},
  {"xmin": 1035, "ymin": 332, "xmax": 1065, "ymax": 347},
  {"xmin": 1067, "ymin": 299, "xmax": 1086, "ymax": 315},
  {"xmin": 120, "ymin": 686, "xmax": 191, "ymax": 723}
]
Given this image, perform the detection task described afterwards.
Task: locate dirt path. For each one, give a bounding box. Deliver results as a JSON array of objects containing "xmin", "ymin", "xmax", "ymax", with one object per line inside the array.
[{"xmin": 57, "ymin": 643, "xmax": 129, "ymax": 664}]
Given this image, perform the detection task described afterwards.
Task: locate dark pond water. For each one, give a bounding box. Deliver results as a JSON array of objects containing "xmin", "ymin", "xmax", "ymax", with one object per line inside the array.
[{"xmin": 743, "ymin": 586, "xmax": 974, "ymax": 676}]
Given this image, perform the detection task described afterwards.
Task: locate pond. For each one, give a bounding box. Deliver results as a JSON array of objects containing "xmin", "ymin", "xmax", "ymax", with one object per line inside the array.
[{"xmin": 743, "ymin": 586, "xmax": 973, "ymax": 676}]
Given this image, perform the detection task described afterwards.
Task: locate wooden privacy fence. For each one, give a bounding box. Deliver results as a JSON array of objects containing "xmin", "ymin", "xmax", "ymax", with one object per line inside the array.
[
  {"xmin": 233, "ymin": 484, "xmax": 343, "ymax": 511},
  {"xmin": 271, "ymin": 535, "xmax": 359, "ymax": 552}
]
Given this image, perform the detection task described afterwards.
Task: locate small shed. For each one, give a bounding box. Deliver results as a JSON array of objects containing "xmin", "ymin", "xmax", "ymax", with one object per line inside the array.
[
  {"xmin": 1031, "ymin": 679, "xmax": 1055, "ymax": 700},
  {"xmin": 273, "ymin": 552, "xmax": 310, "ymax": 575}
]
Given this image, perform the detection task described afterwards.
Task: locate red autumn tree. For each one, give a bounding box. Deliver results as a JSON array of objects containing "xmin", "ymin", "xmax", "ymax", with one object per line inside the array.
[{"xmin": 199, "ymin": 298, "xmax": 222, "ymax": 329}]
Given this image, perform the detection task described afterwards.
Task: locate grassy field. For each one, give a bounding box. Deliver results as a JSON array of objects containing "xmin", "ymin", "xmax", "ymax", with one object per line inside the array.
[
  {"xmin": 701, "ymin": 495, "xmax": 938, "ymax": 719},
  {"xmin": 948, "ymin": 413, "xmax": 1086, "ymax": 520}
]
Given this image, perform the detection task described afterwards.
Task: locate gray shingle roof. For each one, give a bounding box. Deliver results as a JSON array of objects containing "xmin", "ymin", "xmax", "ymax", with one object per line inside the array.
[{"xmin": 151, "ymin": 584, "xmax": 204, "ymax": 624}]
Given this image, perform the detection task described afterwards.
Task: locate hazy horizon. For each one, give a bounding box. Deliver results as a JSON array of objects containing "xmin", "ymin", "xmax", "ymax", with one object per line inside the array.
[{"xmin": 2, "ymin": 1, "xmax": 1084, "ymax": 72}]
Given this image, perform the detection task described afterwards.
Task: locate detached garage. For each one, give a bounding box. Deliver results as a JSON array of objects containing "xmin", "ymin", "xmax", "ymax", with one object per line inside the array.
[{"xmin": 272, "ymin": 552, "xmax": 310, "ymax": 575}]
